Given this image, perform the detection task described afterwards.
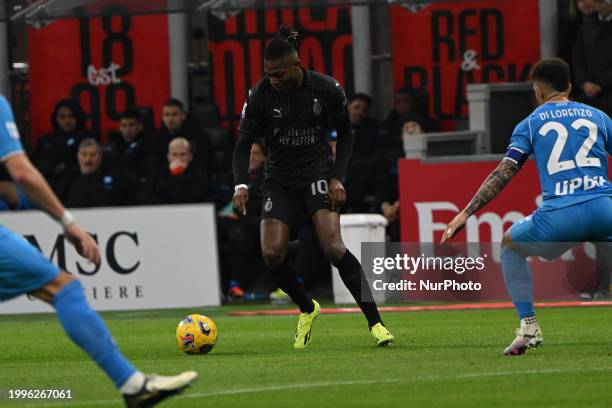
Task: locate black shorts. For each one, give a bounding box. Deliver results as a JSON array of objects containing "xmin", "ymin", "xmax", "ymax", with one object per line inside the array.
[{"xmin": 261, "ymin": 179, "xmax": 338, "ymax": 228}]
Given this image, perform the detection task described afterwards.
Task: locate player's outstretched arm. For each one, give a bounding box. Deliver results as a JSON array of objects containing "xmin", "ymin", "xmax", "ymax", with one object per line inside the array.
[
  {"xmin": 441, "ymin": 159, "xmax": 520, "ymax": 243},
  {"xmin": 4, "ymin": 153, "xmax": 101, "ymax": 265}
]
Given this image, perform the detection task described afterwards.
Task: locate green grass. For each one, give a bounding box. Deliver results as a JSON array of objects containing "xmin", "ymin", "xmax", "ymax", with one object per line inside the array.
[{"xmin": 1, "ymin": 305, "xmax": 612, "ymax": 407}]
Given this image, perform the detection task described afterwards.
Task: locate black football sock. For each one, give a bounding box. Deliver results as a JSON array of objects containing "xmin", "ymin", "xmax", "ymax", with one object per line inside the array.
[
  {"xmin": 334, "ymin": 249, "xmax": 383, "ymax": 328},
  {"xmin": 270, "ymin": 258, "xmax": 314, "ymax": 314}
]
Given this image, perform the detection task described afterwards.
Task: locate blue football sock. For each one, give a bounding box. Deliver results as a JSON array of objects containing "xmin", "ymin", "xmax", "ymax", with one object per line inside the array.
[
  {"xmin": 52, "ymin": 280, "xmax": 136, "ymax": 388},
  {"xmin": 500, "ymin": 246, "xmax": 535, "ymax": 319}
]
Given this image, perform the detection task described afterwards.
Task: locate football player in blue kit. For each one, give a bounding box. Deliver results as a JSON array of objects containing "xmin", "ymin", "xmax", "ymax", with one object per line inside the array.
[
  {"xmin": 441, "ymin": 58, "xmax": 612, "ymax": 355},
  {"xmin": 0, "ymin": 95, "xmax": 197, "ymax": 407}
]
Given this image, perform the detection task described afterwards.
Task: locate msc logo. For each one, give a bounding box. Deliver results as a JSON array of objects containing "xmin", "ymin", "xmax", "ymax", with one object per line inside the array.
[{"xmin": 25, "ymin": 230, "xmax": 140, "ymax": 276}]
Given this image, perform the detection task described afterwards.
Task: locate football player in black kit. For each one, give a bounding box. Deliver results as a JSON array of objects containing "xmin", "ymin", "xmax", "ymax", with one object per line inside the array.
[{"xmin": 233, "ymin": 27, "xmax": 394, "ymax": 348}]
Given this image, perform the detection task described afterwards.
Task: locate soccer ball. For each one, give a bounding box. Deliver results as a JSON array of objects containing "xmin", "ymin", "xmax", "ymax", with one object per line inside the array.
[{"xmin": 176, "ymin": 314, "xmax": 218, "ymax": 354}]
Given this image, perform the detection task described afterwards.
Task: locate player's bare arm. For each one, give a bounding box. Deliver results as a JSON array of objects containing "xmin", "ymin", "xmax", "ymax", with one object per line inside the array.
[
  {"xmin": 4, "ymin": 153, "xmax": 101, "ymax": 265},
  {"xmin": 232, "ymin": 129, "xmax": 256, "ymax": 215},
  {"xmin": 441, "ymin": 159, "xmax": 520, "ymax": 243},
  {"xmin": 465, "ymin": 159, "xmax": 520, "ymax": 216}
]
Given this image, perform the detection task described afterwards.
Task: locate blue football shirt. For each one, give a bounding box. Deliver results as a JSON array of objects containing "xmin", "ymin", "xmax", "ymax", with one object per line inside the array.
[
  {"xmin": 507, "ymin": 100, "xmax": 612, "ymax": 211},
  {"xmin": 0, "ymin": 95, "xmax": 23, "ymax": 162}
]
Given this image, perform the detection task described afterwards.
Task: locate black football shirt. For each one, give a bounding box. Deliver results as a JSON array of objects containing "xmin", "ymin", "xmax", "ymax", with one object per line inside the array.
[{"xmin": 236, "ymin": 69, "xmax": 350, "ymax": 191}]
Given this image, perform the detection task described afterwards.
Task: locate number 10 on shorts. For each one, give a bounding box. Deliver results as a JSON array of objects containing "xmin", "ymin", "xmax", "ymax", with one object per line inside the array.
[{"xmin": 311, "ymin": 180, "xmax": 329, "ymax": 195}]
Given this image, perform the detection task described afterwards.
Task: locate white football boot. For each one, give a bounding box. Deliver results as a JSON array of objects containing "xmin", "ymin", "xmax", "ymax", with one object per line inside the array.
[{"xmin": 503, "ymin": 317, "xmax": 543, "ymax": 356}]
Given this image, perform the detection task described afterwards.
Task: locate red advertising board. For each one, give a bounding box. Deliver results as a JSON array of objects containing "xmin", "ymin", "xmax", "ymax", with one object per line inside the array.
[
  {"xmin": 396, "ymin": 159, "xmax": 599, "ymax": 300},
  {"xmin": 208, "ymin": 7, "xmax": 353, "ymax": 130},
  {"xmin": 29, "ymin": 8, "xmax": 170, "ymax": 142},
  {"xmin": 390, "ymin": 1, "xmax": 541, "ymax": 128},
  {"xmin": 399, "ymin": 159, "xmax": 541, "ymax": 243}
]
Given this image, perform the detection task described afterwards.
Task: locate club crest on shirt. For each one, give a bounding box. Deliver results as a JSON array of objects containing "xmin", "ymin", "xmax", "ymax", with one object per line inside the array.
[
  {"xmin": 264, "ymin": 197, "xmax": 273, "ymax": 212},
  {"xmin": 313, "ymin": 98, "xmax": 321, "ymax": 116},
  {"xmin": 4, "ymin": 122, "xmax": 19, "ymax": 140}
]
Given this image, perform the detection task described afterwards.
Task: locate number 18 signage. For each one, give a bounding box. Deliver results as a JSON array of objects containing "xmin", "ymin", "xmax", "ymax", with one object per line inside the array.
[{"xmin": 28, "ymin": 5, "xmax": 170, "ymax": 142}]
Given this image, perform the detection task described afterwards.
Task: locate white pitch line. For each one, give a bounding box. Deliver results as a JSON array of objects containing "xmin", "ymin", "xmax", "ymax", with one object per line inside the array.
[
  {"xmin": 180, "ymin": 378, "xmax": 404, "ymax": 399},
  {"xmin": 16, "ymin": 366, "xmax": 612, "ymax": 408},
  {"xmin": 454, "ymin": 366, "xmax": 612, "ymax": 379}
]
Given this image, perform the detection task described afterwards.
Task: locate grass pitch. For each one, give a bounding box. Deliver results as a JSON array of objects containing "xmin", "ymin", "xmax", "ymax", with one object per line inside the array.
[{"xmin": 1, "ymin": 304, "xmax": 612, "ymax": 407}]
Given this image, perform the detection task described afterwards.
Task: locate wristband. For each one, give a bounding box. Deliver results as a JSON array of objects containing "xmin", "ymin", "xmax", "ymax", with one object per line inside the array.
[
  {"xmin": 234, "ymin": 184, "xmax": 248, "ymax": 192},
  {"xmin": 59, "ymin": 210, "xmax": 75, "ymax": 228}
]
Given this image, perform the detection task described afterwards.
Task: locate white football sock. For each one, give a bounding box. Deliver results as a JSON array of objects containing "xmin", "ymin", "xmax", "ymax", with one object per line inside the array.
[{"xmin": 119, "ymin": 371, "xmax": 146, "ymax": 395}]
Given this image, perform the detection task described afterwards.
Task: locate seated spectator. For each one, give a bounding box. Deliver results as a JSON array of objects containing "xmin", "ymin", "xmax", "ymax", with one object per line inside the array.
[
  {"xmin": 343, "ymin": 93, "xmax": 379, "ymax": 213},
  {"xmin": 399, "ymin": 113, "xmax": 428, "ymax": 137},
  {"xmin": 217, "ymin": 139, "xmax": 267, "ymax": 300},
  {"xmin": 33, "ymin": 99, "xmax": 93, "ymax": 191},
  {"xmin": 151, "ymin": 99, "xmax": 213, "ymax": 179},
  {"xmin": 58, "ymin": 138, "xmax": 139, "ymax": 208},
  {"xmin": 376, "ymin": 112, "xmax": 427, "ymax": 242},
  {"xmin": 142, "ymin": 137, "xmax": 211, "ymax": 204},
  {"xmin": 348, "ymin": 93, "xmax": 378, "ymax": 158},
  {"xmin": 375, "ymin": 114, "xmax": 428, "ymax": 242},
  {"xmin": 107, "ymin": 109, "xmax": 152, "ymax": 180},
  {"xmin": 380, "ymin": 87, "xmax": 436, "ymax": 141}
]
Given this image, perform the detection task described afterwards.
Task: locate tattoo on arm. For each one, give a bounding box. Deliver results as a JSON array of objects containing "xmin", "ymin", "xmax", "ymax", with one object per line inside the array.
[{"xmin": 464, "ymin": 160, "xmax": 520, "ymax": 216}]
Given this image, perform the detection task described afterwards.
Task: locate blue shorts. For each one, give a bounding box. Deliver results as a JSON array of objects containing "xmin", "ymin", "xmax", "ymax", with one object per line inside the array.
[
  {"xmin": 0, "ymin": 186, "xmax": 35, "ymax": 212},
  {"xmin": 509, "ymin": 196, "xmax": 612, "ymax": 258},
  {"xmin": 0, "ymin": 225, "xmax": 60, "ymax": 301},
  {"xmin": 15, "ymin": 186, "xmax": 36, "ymax": 210}
]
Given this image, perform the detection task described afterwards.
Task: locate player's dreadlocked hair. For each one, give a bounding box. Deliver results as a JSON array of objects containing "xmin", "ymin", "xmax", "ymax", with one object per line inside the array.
[{"xmin": 264, "ymin": 26, "xmax": 299, "ymax": 60}]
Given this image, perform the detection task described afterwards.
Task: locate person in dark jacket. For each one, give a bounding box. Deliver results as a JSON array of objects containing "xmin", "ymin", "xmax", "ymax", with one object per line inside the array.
[
  {"xmin": 33, "ymin": 99, "xmax": 93, "ymax": 191},
  {"xmin": 375, "ymin": 113, "xmax": 429, "ymax": 242},
  {"xmin": 143, "ymin": 137, "xmax": 211, "ymax": 204},
  {"xmin": 151, "ymin": 99, "xmax": 213, "ymax": 179},
  {"xmin": 572, "ymin": 0, "xmax": 612, "ymax": 115},
  {"xmin": 348, "ymin": 93, "xmax": 378, "ymax": 159},
  {"xmin": 59, "ymin": 138, "xmax": 139, "ymax": 208},
  {"xmin": 343, "ymin": 93, "xmax": 379, "ymax": 213},
  {"xmin": 380, "ymin": 87, "xmax": 437, "ymax": 136},
  {"xmin": 107, "ymin": 109, "xmax": 152, "ymax": 180}
]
